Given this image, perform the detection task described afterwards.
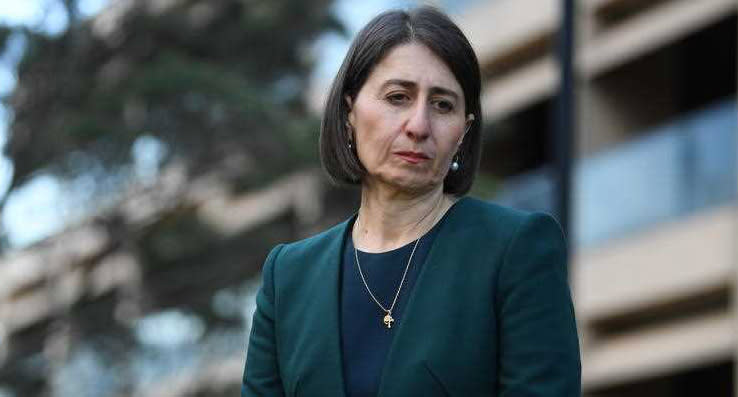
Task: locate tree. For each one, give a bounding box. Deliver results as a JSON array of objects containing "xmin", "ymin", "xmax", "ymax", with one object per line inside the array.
[
  {"xmin": 2, "ymin": 0, "xmax": 342, "ymax": 204},
  {"xmin": 0, "ymin": 1, "xmax": 349, "ymax": 395}
]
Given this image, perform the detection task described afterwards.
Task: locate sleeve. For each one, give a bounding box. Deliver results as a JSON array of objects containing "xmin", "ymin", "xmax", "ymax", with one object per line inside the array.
[
  {"xmin": 496, "ymin": 213, "xmax": 581, "ymax": 396},
  {"xmin": 242, "ymin": 244, "xmax": 286, "ymax": 397}
]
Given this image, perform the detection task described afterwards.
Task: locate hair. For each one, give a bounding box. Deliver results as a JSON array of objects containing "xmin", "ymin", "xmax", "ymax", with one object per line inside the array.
[{"xmin": 319, "ymin": 6, "xmax": 483, "ymax": 196}]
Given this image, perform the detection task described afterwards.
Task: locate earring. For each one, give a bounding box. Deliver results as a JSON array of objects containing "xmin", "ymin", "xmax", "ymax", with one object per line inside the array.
[
  {"xmin": 346, "ymin": 121, "xmax": 354, "ymax": 149},
  {"xmin": 450, "ymin": 155, "xmax": 460, "ymax": 172}
]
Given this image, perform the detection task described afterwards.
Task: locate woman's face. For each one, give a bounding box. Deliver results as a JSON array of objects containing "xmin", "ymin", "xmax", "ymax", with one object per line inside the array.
[{"xmin": 347, "ymin": 43, "xmax": 469, "ymax": 194}]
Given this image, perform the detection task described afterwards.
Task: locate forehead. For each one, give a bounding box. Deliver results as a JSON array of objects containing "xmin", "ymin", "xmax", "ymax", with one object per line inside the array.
[{"xmin": 362, "ymin": 43, "xmax": 462, "ymax": 95}]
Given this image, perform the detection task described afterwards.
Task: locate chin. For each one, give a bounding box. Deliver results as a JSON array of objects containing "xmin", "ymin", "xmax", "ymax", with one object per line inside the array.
[
  {"xmin": 387, "ymin": 176, "xmax": 439, "ymax": 194},
  {"xmin": 369, "ymin": 168, "xmax": 441, "ymax": 193}
]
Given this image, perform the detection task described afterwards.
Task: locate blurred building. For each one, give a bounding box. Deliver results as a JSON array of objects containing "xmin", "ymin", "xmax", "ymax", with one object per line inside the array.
[{"xmin": 457, "ymin": 0, "xmax": 737, "ymax": 395}]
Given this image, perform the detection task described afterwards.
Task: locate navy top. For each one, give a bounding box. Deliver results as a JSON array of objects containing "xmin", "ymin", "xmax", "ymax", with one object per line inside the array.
[{"xmin": 339, "ymin": 213, "xmax": 448, "ymax": 397}]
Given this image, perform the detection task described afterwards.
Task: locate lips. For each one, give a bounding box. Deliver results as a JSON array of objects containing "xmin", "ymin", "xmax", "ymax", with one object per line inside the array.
[{"xmin": 394, "ymin": 151, "xmax": 430, "ymax": 164}]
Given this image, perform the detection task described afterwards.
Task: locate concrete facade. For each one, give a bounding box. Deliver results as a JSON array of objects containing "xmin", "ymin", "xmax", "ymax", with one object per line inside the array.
[{"xmin": 458, "ymin": 0, "xmax": 738, "ymax": 395}]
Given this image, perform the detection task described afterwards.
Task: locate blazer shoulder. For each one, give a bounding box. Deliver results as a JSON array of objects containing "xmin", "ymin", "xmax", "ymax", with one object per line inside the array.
[
  {"xmin": 271, "ymin": 217, "xmax": 351, "ymax": 266},
  {"xmin": 460, "ymin": 196, "xmax": 527, "ymax": 217},
  {"xmin": 455, "ymin": 197, "xmax": 564, "ymax": 244},
  {"xmin": 457, "ymin": 196, "xmax": 532, "ymax": 228}
]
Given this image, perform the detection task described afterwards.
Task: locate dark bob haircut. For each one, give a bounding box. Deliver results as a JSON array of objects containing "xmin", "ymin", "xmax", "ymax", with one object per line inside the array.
[{"xmin": 319, "ymin": 6, "xmax": 482, "ymax": 196}]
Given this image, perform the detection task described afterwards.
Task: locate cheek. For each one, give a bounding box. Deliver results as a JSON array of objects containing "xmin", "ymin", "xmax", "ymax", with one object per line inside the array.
[
  {"xmin": 354, "ymin": 105, "xmax": 399, "ymax": 159},
  {"xmin": 437, "ymin": 123, "xmax": 466, "ymax": 157}
]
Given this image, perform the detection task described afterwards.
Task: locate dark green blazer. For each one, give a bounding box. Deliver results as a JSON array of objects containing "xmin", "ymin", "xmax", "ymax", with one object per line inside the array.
[{"xmin": 242, "ymin": 197, "xmax": 581, "ymax": 396}]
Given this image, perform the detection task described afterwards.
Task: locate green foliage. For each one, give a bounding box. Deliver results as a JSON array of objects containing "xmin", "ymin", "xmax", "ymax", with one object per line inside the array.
[{"xmin": 3, "ymin": 0, "xmax": 340, "ymax": 197}]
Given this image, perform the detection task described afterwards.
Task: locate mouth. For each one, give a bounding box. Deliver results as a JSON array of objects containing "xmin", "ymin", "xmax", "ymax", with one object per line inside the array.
[{"xmin": 394, "ymin": 151, "xmax": 430, "ymax": 164}]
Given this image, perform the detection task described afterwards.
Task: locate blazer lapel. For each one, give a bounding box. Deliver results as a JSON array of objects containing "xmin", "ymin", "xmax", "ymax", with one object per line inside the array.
[
  {"xmin": 297, "ymin": 217, "xmax": 353, "ymax": 396},
  {"xmin": 376, "ymin": 198, "xmax": 468, "ymax": 396}
]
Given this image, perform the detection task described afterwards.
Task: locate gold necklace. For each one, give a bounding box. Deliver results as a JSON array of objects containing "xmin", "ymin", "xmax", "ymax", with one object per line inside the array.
[
  {"xmin": 353, "ymin": 195, "xmax": 446, "ymax": 329},
  {"xmin": 353, "ymin": 236, "xmax": 420, "ymax": 329}
]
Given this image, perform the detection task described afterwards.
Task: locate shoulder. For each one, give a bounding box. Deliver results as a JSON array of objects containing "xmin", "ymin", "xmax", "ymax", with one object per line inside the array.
[
  {"xmin": 260, "ymin": 218, "xmax": 351, "ymax": 303},
  {"xmin": 463, "ymin": 198, "xmax": 570, "ymax": 287},
  {"xmin": 454, "ymin": 196, "xmax": 561, "ymax": 233},
  {"xmin": 454, "ymin": 196, "xmax": 531, "ymax": 225},
  {"xmin": 285, "ymin": 219, "xmax": 348, "ymax": 255},
  {"xmin": 263, "ymin": 217, "xmax": 351, "ymax": 268},
  {"xmin": 450, "ymin": 196, "xmax": 566, "ymax": 256}
]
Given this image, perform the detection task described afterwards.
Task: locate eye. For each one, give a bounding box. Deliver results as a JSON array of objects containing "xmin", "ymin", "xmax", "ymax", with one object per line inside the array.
[
  {"xmin": 432, "ymin": 99, "xmax": 455, "ymax": 113},
  {"xmin": 386, "ymin": 92, "xmax": 410, "ymax": 105}
]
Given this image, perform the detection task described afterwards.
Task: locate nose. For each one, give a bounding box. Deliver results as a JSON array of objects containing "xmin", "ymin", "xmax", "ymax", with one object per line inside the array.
[{"xmin": 404, "ymin": 102, "xmax": 431, "ymax": 141}]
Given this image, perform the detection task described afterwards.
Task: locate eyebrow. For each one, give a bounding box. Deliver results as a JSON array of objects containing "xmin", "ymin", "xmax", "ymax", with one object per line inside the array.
[{"xmin": 380, "ymin": 79, "xmax": 460, "ymax": 100}]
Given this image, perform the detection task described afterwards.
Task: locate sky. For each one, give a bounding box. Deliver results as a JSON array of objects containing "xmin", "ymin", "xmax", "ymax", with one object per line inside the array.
[{"xmin": 0, "ymin": 0, "xmax": 477, "ymax": 249}]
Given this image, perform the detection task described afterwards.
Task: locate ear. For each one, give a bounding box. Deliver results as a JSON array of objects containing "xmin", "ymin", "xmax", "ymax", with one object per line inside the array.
[
  {"xmin": 345, "ymin": 95, "xmax": 355, "ymax": 127},
  {"xmin": 458, "ymin": 113, "xmax": 475, "ymax": 148},
  {"xmin": 464, "ymin": 113, "xmax": 475, "ymax": 134}
]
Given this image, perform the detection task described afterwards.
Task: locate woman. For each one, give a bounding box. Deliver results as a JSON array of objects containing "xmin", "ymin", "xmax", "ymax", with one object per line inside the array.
[{"xmin": 243, "ymin": 6, "xmax": 580, "ymax": 396}]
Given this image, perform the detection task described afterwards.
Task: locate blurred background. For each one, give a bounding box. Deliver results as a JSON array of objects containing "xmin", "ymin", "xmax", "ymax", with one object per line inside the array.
[{"xmin": 0, "ymin": 0, "xmax": 734, "ymax": 396}]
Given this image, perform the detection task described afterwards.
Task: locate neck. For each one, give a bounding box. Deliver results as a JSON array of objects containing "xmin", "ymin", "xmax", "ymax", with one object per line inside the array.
[{"xmin": 353, "ymin": 183, "xmax": 453, "ymax": 253}]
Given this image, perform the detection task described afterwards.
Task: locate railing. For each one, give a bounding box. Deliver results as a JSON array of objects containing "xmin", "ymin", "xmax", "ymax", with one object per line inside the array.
[{"xmin": 493, "ymin": 97, "xmax": 737, "ymax": 247}]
